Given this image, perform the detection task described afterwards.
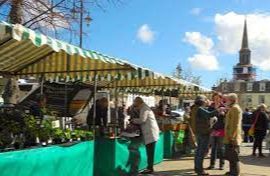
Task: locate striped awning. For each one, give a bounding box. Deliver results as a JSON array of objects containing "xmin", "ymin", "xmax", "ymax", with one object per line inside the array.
[
  {"xmin": 0, "ymin": 21, "xmax": 158, "ymax": 82},
  {"xmin": 106, "ymin": 75, "xmax": 212, "ymax": 92}
]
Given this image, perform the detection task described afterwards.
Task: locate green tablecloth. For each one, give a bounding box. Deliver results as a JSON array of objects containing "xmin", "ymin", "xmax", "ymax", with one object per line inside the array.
[
  {"xmin": 94, "ymin": 133, "xmax": 164, "ymax": 176},
  {"xmin": 0, "ymin": 141, "xmax": 94, "ymax": 176},
  {"xmin": 164, "ymin": 130, "xmax": 175, "ymax": 158}
]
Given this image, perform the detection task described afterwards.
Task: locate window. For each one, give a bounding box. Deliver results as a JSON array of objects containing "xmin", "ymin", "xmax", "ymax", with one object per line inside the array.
[
  {"xmin": 222, "ymin": 83, "xmax": 228, "ymax": 92},
  {"xmin": 244, "ymin": 95, "xmax": 252, "ymax": 107},
  {"xmin": 234, "ymin": 83, "xmax": 240, "ymax": 92},
  {"xmin": 246, "ymin": 95, "xmax": 252, "ymax": 103},
  {"xmin": 258, "ymin": 95, "xmax": 265, "ymax": 104},
  {"xmin": 246, "ymin": 83, "xmax": 253, "ymax": 92},
  {"xmin": 259, "ymin": 83, "xmax": 266, "ymax": 92}
]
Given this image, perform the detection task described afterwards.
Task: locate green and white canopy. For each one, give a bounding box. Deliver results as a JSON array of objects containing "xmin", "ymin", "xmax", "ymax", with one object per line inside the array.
[{"xmin": 0, "ymin": 21, "xmax": 159, "ymax": 82}]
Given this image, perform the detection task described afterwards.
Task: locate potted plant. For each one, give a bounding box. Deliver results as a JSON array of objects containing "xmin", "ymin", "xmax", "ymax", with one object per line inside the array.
[
  {"xmin": 39, "ymin": 119, "xmax": 53, "ymax": 146},
  {"xmin": 24, "ymin": 115, "xmax": 38, "ymax": 147},
  {"xmin": 64, "ymin": 129, "xmax": 72, "ymax": 142},
  {"xmin": 52, "ymin": 128, "xmax": 64, "ymax": 144},
  {"xmin": 85, "ymin": 131, "xmax": 93, "ymax": 141}
]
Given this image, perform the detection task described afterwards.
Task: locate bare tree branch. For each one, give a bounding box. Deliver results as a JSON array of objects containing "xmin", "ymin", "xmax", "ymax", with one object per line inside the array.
[{"xmin": 0, "ymin": 0, "xmax": 9, "ymax": 7}]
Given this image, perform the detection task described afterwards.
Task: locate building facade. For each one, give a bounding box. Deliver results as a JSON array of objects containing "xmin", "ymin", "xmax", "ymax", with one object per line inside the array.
[{"xmin": 213, "ymin": 19, "xmax": 270, "ymax": 109}]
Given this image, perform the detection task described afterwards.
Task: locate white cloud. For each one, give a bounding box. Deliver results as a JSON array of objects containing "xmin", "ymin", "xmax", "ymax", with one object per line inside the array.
[
  {"xmin": 190, "ymin": 8, "xmax": 202, "ymax": 16},
  {"xmin": 137, "ymin": 24, "xmax": 155, "ymax": 44},
  {"xmin": 184, "ymin": 32, "xmax": 214, "ymax": 54},
  {"xmin": 214, "ymin": 12, "xmax": 270, "ymax": 71},
  {"xmin": 188, "ymin": 54, "xmax": 219, "ymax": 71},
  {"xmin": 184, "ymin": 32, "xmax": 219, "ymax": 70}
]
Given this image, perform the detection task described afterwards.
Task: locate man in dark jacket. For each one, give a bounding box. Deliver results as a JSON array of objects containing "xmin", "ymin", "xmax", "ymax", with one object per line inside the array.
[
  {"xmin": 242, "ymin": 108, "xmax": 253, "ymax": 143},
  {"xmin": 194, "ymin": 95, "xmax": 218, "ymax": 176},
  {"xmin": 87, "ymin": 97, "xmax": 108, "ymax": 127}
]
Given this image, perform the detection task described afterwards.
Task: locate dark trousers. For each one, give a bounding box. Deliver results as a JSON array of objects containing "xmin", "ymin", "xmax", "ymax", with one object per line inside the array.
[
  {"xmin": 225, "ymin": 145, "xmax": 240, "ymax": 176},
  {"xmin": 194, "ymin": 134, "xmax": 210, "ymax": 174},
  {"xmin": 243, "ymin": 126, "xmax": 253, "ymax": 143},
  {"xmin": 146, "ymin": 142, "xmax": 156, "ymax": 170},
  {"xmin": 210, "ymin": 136, "xmax": 225, "ymax": 167},
  {"xmin": 253, "ymin": 130, "xmax": 266, "ymax": 155}
]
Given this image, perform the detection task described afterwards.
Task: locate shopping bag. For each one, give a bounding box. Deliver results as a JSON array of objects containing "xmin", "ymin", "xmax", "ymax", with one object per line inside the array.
[
  {"xmin": 176, "ymin": 130, "xmax": 185, "ymax": 144},
  {"xmin": 248, "ymin": 125, "xmax": 255, "ymax": 136},
  {"xmin": 248, "ymin": 112, "xmax": 260, "ymax": 136}
]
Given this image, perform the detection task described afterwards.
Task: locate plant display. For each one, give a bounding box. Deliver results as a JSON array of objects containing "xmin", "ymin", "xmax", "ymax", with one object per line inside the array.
[{"xmin": 0, "ymin": 107, "xmax": 93, "ymax": 151}]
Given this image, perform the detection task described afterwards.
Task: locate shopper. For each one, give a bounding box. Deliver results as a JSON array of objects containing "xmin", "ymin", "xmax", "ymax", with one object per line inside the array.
[
  {"xmin": 252, "ymin": 104, "xmax": 269, "ymax": 157},
  {"xmin": 131, "ymin": 97, "xmax": 160, "ymax": 174},
  {"xmin": 242, "ymin": 108, "xmax": 253, "ymax": 143},
  {"xmin": 194, "ymin": 95, "xmax": 218, "ymax": 176},
  {"xmin": 87, "ymin": 97, "xmax": 109, "ymax": 127},
  {"xmin": 224, "ymin": 93, "xmax": 242, "ymax": 176},
  {"xmin": 207, "ymin": 107, "xmax": 225, "ymax": 170}
]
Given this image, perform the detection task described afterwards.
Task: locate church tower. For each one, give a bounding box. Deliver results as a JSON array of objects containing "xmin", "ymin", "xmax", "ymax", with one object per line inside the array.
[{"xmin": 233, "ymin": 19, "xmax": 256, "ymax": 81}]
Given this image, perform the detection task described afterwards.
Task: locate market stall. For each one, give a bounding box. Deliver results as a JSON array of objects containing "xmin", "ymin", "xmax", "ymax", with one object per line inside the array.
[
  {"xmin": 0, "ymin": 21, "xmax": 174, "ymax": 176},
  {"xmin": 0, "ymin": 141, "xmax": 94, "ymax": 176},
  {"xmin": 94, "ymin": 133, "xmax": 164, "ymax": 176},
  {"xmin": 106, "ymin": 77, "xmax": 212, "ymax": 159}
]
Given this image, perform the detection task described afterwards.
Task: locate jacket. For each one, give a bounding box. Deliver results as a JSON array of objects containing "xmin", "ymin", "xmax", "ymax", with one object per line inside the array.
[
  {"xmin": 133, "ymin": 103, "xmax": 160, "ymax": 145},
  {"xmin": 253, "ymin": 110, "xmax": 269, "ymax": 132},
  {"xmin": 212, "ymin": 114, "xmax": 225, "ymax": 130},
  {"xmin": 195, "ymin": 107, "xmax": 218, "ymax": 135},
  {"xmin": 190, "ymin": 105, "xmax": 199, "ymax": 134},
  {"xmin": 224, "ymin": 103, "xmax": 242, "ymax": 145},
  {"xmin": 87, "ymin": 104, "xmax": 108, "ymax": 127}
]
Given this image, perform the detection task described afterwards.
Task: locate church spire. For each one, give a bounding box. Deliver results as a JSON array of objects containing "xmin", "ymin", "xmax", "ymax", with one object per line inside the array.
[
  {"xmin": 233, "ymin": 18, "xmax": 256, "ymax": 81},
  {"xmin": 241, "ymin": 18, "xmax": 249, "ymax": 49},
  {"xmin": 239, "ymin": 18, "xmax": 251, "ymax": 65}
]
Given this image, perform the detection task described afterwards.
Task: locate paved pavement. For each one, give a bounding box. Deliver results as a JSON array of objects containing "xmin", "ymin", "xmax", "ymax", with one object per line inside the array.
[{"xmin": 154, "ymin": 143, "xmax": 270, "ymax": 176}]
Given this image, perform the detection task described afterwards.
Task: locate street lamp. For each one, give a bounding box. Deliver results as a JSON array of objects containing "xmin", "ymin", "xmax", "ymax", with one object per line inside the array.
[
  {"xmin": 85, "ymin": 13, "xmax": 93, "ymax": 26},
  {"xmin": 70, "ymin": 0, "xmax": 92, "ymax": 47}
]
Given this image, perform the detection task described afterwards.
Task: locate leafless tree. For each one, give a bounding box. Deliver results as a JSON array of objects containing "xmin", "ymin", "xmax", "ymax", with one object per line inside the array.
[{"xmin": 0, "ymin": 0, "xmax": 124, "ymax": 40}]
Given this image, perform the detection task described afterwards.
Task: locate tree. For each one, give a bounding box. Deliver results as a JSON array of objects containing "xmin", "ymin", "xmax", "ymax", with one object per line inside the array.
[
  {"xmin": 0, "ymin": 0, "xmax": 123, "ymax": 45},
  {"xmin": 173, "ymin": 63, "xmax": 183, "ymax": 79},
  {"xmin": 172, "ymin": 63, "xmax": 202, "ymax": 85}
]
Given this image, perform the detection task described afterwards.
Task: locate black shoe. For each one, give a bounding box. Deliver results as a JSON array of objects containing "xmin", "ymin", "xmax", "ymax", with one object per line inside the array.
[
  {"xmin": 140, "ymin": 169, "xmax": 154, "ymax": 174},
  {"xmin": 259, "ymin": 154, "xmax": 266, "ymax": 158}
]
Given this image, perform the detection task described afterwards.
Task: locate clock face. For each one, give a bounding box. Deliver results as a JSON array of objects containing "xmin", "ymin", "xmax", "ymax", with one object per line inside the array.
[{"xmin": 243, "ymin": 67, "xmax": 248, "ymax": 73}]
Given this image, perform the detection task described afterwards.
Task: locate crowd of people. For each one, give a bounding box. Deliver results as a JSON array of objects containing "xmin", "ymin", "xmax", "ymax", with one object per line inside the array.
[
  {"xmin": 188, "ymin": 93, "xmax": 270, "ymax": 176},
  {"xmin": 85, "ymin": 93, "xmax": 269, "ymax": 176}
]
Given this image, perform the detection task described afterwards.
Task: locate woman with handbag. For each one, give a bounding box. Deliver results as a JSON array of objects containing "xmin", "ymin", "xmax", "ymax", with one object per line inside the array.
[{"xmin": 251, "ymin": 104, "xmax": 269, "ymax": 157}]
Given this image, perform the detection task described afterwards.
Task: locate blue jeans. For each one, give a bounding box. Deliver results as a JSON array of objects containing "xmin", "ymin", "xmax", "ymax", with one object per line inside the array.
[
  {"xmin": 210, "ymin": 136, "xmax": 225, "ymax": 167},
  {"xmin": 195, "ymin": 134, "xmax": 210, "ymax": 173}
]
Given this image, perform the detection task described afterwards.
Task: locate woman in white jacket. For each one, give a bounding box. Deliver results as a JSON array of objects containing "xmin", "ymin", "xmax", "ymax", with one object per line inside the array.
[{"xmin": 132, "ymin": 97, "xmax": 160, "ymax": 174}]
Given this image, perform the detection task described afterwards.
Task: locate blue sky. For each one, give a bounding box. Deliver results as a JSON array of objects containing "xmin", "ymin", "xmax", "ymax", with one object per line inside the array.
[
  {"xmin": 2, "ymin": 0, "xmax": 270, "ymax": 88},
  {"xmin": 83, "ymin": 0, "xmax": 270, "ymax": 88}
]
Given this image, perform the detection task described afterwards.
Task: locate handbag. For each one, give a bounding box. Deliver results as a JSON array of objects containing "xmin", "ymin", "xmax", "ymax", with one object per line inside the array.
[{"xmin": 248, "ymin": 112, "xmax": 260, "ymax": 136}]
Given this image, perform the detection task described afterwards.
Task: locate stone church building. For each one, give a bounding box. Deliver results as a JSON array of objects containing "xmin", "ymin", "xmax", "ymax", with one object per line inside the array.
[{"xmin": 213, "ymin": 19, "xmax": 270, "ymax": 109}]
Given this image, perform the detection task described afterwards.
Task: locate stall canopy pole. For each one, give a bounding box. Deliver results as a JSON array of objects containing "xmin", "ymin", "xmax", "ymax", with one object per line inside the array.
[
  {"xmin": 40, "ymin": 74, "xmax": 45, "ymax": 111},
  {"xmin": 63, "ymin": 54, "xmax": 71, "ymax": 129},
  {"xmin": 92, "ymin": 71, "xmax": 98, "ymax": 137},
  {"xmin": 114, "ymin": 86, "xmax": 119, "ymax": 127}
]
